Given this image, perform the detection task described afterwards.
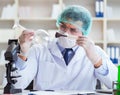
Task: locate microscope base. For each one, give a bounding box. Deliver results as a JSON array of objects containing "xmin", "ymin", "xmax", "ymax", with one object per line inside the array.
[{"xmin": 4, "ymin": 83, "xmax": 22, "ymax": 94}]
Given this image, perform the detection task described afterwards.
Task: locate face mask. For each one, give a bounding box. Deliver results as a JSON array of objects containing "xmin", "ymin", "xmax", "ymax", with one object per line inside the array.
[{"xmin": 57, "ymin": 32, "xmax": 77, "ymax": 48}]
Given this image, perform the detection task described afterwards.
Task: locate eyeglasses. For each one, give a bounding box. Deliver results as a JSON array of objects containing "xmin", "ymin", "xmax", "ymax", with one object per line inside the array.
[{"xmin": 59, "ymin": 22, "xmax": 81, "ymax": 34}]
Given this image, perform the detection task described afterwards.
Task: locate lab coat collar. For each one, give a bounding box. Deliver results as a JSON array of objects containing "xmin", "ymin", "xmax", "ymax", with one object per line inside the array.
[
  {"xmin": 69, "ymin": 46, "xmax": 86, "ymax": 66},
  {"xmin": 48, "ymin": 40, "xmax": 62, "ymax": 57},
  {"xmin": 48, "ymin": 40, "xmax": 86, "ymax": 68},
  {"xmin": 48, "ymin": 40, "xmax": 66, "ymax": 67}
]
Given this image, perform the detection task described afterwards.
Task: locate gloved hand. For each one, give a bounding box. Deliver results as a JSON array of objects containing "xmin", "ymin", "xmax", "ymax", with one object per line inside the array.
[
  {"xmin": 19, "ymin": 29, "xmax": 34, "ymax": 54},
  {"xmin": 19, "ymin": 29, "xmax": 49, "ymax": 54},
  {"xmin": 76, "ymin": 36, "xmax": 102, "ymax": 66}
]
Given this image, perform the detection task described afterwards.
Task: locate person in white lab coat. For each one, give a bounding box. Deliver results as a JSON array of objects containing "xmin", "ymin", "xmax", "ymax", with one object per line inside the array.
[{"xmin": 15, "ymin": 5, "xmax": 117, "ymax": 91}]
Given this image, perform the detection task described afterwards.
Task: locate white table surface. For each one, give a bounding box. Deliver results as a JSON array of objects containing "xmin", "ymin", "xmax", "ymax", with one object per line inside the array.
[{"xmin": 0, "ymin": 89, "xmax": 113, "ymax": 95}]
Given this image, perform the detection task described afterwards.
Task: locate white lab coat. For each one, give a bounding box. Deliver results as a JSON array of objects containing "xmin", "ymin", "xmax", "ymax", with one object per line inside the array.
[{"xmin": 15, "ymin": 40, "xmax": 117, "ymax": 91}]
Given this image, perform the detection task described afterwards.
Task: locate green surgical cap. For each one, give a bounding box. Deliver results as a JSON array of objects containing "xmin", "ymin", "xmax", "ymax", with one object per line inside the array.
[{"xmin": 56, "ymin": 5, "xmax": 92, "ymax": 35}]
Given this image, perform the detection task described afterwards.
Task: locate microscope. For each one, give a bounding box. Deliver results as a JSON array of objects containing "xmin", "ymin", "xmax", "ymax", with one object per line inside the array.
[{"xmin": 3, "ymin": 39, "xmax": 22, "ymax": 94}]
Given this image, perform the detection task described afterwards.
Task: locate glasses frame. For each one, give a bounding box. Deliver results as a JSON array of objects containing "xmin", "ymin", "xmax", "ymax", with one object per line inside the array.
[{"xmin": 59, "ymin": 22, "xmax": 81, "ymax": 34}]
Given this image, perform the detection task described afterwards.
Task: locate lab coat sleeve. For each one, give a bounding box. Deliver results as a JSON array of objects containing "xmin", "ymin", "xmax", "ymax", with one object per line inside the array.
[
  {"xmin": 14, "ymin": 46, "xmax": 39, "ymax": 89},
  {"xmin": 94, "ymin": 46, "xmax": 118, "ymax": 89}
]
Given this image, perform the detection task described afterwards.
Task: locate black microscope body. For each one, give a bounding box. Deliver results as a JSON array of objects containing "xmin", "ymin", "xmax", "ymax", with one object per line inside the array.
[{"xmin": 3, "ymin": 39, "xmax": 22, "ymax": 94}]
